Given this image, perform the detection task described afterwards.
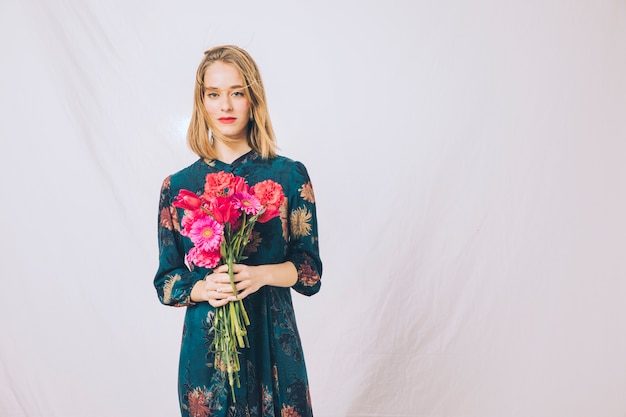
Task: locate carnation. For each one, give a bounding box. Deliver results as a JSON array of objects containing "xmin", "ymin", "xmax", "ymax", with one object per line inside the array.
[
  {"xmin": 186, "ymin": 247, "xmax": 221, "ymax": 269},
  {"xmin": 204, "ymin": 172, "xmax": 249, "ymax": 199},
  {"xmin": 250, "ymin": 180, "xmax": 284, "ymax": 223}
]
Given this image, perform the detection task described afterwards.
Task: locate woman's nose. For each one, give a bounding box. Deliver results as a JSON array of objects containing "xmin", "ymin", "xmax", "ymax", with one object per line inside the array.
[{"xmin": 220, "ymin": 95, "xmax": 232, "ymax": 111}]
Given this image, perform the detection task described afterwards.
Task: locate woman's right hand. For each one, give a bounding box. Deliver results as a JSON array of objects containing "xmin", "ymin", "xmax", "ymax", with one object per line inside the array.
[{"xmin": 190, "ymin": 273, "xmax": 232, "ymax": 308}]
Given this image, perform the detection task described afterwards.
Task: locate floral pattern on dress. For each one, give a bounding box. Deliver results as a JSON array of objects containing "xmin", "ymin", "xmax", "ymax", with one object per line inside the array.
[
  {"xmin": 290, "ymin": 207, "xmax": 312, "ymax": 238},
  {"xmin": 298, "ymin": 182, "xmax": 315, "ymax": 204}
]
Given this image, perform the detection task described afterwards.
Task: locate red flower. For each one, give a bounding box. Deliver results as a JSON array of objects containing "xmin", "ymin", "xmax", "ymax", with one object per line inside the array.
[
  {"xmin": 204, "ymin": 172, "xmax": 248, "ymax": 199},
  {"xmin": 208, "ymin": 196, "xmax": 242, "ymax": 226},
  {"xmin": 173, "ymin": 189, "xmax": 202, "ymax": 211},
  {"xmin": 250, "ymin": 180, "xmax": 285, "ymax": 223}
]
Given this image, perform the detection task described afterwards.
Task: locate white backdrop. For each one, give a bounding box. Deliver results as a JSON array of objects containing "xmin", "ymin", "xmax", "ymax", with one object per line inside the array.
[{"xmin": 1, "ymin": 1, "xmax": 626, "ymax": 416}]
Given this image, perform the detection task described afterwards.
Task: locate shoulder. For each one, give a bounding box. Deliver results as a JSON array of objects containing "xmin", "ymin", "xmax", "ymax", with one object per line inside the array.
[
  {"xmin": 268, "ymin": 155, "xmax": 310, "ymax": 176},
  {"xmin": 164, "ymin": 159, "xmax": 206, "ymax": 191},
  {"xmin": 168, "ymin": 158, "xmax": 205, "ymax": 181},
  {"xmin": 159, "ymin": 159, "xmax": 209, "ymax": 205},
  {"xmin": 244, "ymin": 154, "xmax": 308, "ymax": 180},
  {"xmin": 263, "ymin": 156, "xmax": 315, "ymax": 202}
]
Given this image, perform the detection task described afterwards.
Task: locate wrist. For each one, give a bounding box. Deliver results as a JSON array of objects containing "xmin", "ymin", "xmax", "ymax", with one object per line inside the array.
[
  {"xmin": 263, "ymin": 262, "xmax": 297, "ymax": 288},
  {"xmin": 189, "ymin": 279, "xmax": 204, "ymax": 302}
]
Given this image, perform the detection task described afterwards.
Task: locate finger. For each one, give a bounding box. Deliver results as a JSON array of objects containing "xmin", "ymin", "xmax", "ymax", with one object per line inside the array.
[
  {"xmin": 209, "ymin": 290, "xmax": 229, "ymax": 305},
  {"xmin": 213, "ymin": 264, "xmax": 229, "ymax": 274},
  {"xmin": 216, "ymin": 285, "xmax": 234, "ymax": 296},
  {"xmin": 231, "ymin": 283, "xmax": 244, "ymax": 294},
  {"xmin": 231, "ymin": 270, "xmax": 250, "ymax": 282},
  {"xmin": 231, "ymin": 287, "xmax": 250, "ymax": 301},
  {"xmin": 204, "ymin": 278, "xmax": 222, "ymax": 291},
  {"xmin": 230, "ymin": 292, "xmax": 247, "ymax": 302},
  {"xmin": 209, "ymin": 298, "xmax": 230, "ymax": 308},
  {"xmin": 230, "ymin": 263, "xmax": 248, "ymax": 274},
  {"xmin": 209, "ymin": 272, "xmax": 231, "ymax": 285}
]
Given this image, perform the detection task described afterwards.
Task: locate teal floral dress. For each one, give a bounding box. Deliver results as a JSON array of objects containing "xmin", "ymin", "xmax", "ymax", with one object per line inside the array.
[{"xmin": 154, "ymin": 151, "xmax": 322, "ymax": 417}]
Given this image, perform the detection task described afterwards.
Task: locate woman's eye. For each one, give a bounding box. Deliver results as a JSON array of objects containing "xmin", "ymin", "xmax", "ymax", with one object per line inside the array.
[
  {"xmin": 232, "ymin": 91, "xmax": 245, "ymax": 97},
  {"xmin": 205, "ymin": 92, "xmax": 218, "ymax": 98}
]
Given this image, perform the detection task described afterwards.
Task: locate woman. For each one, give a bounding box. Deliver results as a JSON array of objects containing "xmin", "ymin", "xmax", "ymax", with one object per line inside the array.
[{"xmin": 154, "ymin": 45, "xmax": 322, "ymax": 417}]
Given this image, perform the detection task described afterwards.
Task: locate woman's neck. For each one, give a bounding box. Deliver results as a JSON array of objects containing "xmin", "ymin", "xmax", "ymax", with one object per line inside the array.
[{"xmin": 213, "ymin": 139, "xmax": 252, "ymax": 164}]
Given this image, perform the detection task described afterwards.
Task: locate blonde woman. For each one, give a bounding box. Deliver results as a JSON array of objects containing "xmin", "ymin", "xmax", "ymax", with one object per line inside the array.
[{"xmin": 154, "ymin": 45, "xmax": 322, "ymax": 417}]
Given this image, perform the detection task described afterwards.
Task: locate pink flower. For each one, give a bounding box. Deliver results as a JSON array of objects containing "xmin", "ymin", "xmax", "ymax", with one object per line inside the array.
[
  {"xmin": 208, "ymin": 196, "xmax": 241, "ymax": 226},
  {"xmin": 204, "ymin": 172, "xmax": 249, "ymax": 199},
  {"xmin": 173, "ymin": 189, "xmax": 202, "ymax": 211},
  {"xmin": 186, "ymin": 247, "xmax": 221, "ymax": 269},
  {"xmin": 250, "ymin": 180, "xmax": 285, "ymax": 223},
  {"xmin": 187, "ymin": 215, "xmax": 224, "ymax": 252},
  {"xmin": 232, "ymin": 192, "xmax": 262, "ymax": 215},
  {"xmin": 180, "ymin": 208, "xmax": 208, "ymax": 237}
]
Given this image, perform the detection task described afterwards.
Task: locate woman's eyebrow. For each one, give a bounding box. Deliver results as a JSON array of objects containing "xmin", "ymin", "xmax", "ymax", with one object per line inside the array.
[{"xmin": 203, "ymin": 84, "xmax": 246, "ymax": 90}]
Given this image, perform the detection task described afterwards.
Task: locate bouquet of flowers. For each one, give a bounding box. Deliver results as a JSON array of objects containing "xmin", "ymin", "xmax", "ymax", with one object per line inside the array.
[{"xmin": 172, "ymin": 171, "xmax": 285, "ymax": 402}]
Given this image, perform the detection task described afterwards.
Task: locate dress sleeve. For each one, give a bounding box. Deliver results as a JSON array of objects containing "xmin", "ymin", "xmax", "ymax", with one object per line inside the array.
[
  {"xmin": 286, "ymin": 162, "xmax": 322, "ymax": 296},
  {"xmin": 153, "ymin": 176, "xmax": 204, "ymax": 306}
]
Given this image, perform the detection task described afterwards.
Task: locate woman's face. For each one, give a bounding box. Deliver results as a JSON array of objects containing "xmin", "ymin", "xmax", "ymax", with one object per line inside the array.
[{"xmin": 202, "ymin": 61, "xmax": 251, "ymax": 142}]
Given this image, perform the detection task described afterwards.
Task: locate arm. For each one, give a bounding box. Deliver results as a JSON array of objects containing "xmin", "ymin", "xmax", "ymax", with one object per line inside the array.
[
  {"xmin": 285, "ymin": 161, "xmax": 322, "ymax": 296},
  {"xmin": 204, "ymin": 261, "xmax": 297, "ymax": 304},
  {"xmin": 153, "ymin": 176, "xmax": 205, "ymax": 306}
]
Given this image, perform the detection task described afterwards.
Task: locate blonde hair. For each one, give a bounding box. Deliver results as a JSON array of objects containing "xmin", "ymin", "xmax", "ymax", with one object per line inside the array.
[{"xmin": 187, "ymin": 45, "xmax": 277, "ymax": 160}]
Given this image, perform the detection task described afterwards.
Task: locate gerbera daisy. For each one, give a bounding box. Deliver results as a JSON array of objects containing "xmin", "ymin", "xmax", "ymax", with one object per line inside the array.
[
  {"xmin": 188, "ymin": 215, "xmax": 224, "ymax": 252},
  {"xmin": 232, "ymin": 192, "xmax": 262, "ymax": 215}
]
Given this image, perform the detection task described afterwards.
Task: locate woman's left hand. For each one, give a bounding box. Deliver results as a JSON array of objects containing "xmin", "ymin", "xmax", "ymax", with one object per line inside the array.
[{"xmin": 211, "ymin": 263, "xmax": 266, "ymax": 301}]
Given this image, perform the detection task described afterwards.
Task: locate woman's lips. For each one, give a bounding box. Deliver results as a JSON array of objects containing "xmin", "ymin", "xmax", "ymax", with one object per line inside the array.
[{"xmin": 218, "ymin": 117, "xmax": 236, "ymax": 124}]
